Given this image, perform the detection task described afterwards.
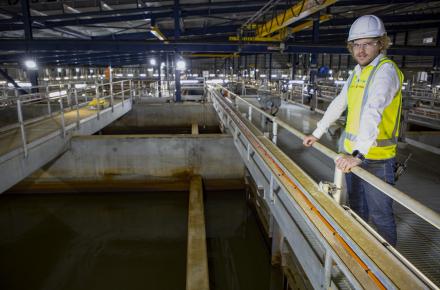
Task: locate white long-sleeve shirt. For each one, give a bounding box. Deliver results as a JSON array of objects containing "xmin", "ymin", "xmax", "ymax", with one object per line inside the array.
[{"xmin": 312, "ymin": 53, "xmax": 401, "ymax": 155}]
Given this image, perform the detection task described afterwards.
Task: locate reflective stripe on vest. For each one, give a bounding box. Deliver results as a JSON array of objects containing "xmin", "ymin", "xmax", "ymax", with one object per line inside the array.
[{"xmin": 344, "ymin": 57, "xmax": 403, "ymax": 160}]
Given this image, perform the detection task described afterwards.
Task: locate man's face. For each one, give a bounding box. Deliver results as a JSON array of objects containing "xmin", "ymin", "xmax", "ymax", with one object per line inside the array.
[{"xmin": 351, "ymin": 38, "xmax": 382, "ymax": 67}]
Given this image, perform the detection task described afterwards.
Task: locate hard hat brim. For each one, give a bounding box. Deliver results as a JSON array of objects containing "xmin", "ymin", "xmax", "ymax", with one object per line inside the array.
[{"xmin": 347, "ymin": 33, "xmax": 385, "ymax": 42}]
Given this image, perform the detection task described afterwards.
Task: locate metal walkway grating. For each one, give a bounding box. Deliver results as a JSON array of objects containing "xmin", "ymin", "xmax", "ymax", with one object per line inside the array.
[{"xmin": 395, "ymin": 204, "xmax": 440, "ymax": 286}]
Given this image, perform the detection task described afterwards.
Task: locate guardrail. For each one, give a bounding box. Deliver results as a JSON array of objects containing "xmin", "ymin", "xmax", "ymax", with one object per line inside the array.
[
  {"xmin": 211, "ymin": 83, "xmax": 440, "ymax": 231},
  {"xmin": 208, "ymin": 84, "xmax": 437, "ymax": 289},
  {"xmin": 0, "ymin": 80, "xmax": 138, "ymax": 158}
]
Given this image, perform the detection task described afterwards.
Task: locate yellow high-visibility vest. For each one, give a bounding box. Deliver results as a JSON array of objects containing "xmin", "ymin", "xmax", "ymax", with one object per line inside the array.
[{"xmin": 344, "ymin": 57, "xmax": 404, "ymax": 160}]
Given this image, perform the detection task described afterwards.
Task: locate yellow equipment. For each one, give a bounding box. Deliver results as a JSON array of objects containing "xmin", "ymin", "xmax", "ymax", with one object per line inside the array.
[{"xmin": 88, "ymin": 98, "xmax": 109, "ymax": 110}]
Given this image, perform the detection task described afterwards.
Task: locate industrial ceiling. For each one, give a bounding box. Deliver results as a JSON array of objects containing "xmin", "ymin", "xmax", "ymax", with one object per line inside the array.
[{"xmin": 0, "ymin": 0, "xmax": 439, "ymax": 67}]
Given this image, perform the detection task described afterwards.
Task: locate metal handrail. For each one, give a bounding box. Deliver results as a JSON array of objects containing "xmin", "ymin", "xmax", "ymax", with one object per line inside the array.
[
  {"xmin": 212, "ymin": 83, "xmax": 440, "ymax": 231},
  {"xmin": 2, "ymin": 79, "xmax": 136, "ymax": 158},
  {"xmin": 210, "ymin": 84, "xmax": 439, "ymax": 288}
]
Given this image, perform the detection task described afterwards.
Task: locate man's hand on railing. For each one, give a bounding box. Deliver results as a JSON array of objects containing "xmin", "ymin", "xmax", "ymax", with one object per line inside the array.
[
  {"xmin": 303, "ymin": 135, "xmax": 318, "ymax": 147},
  {"xmin": 335, "ymin": 155, "xmax": 362, "ymax": 173}
]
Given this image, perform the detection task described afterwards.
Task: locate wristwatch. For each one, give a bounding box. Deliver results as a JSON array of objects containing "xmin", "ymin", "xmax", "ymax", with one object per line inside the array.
[{"xmin": 351, "ymin": 150, "xmax": 365, "ymax": 161}]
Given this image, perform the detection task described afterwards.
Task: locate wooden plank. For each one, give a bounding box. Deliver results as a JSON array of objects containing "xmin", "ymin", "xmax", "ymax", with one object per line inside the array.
[{"xmin": 187, "ymin": 175, "xmax": 210, "ymax": 290}]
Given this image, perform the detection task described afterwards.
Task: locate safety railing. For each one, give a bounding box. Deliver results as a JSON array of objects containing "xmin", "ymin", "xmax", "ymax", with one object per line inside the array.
[
  {"xmin": 0, "ymin": 80, "xmax": 135, "ymax": 158},
  {"xmin": 212, "ymin": 83, "xmax": 440, "ymax": 230},
  {"xmin": 209, "ymin": 83, "xmax": 439, "ymax": 289},
  {"xmin": 208, "ymin": 84, "xmax": 438, "ymax": 289}
]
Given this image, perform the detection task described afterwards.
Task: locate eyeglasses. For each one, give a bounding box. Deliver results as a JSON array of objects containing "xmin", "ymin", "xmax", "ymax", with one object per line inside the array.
[{"xmin": 350, "ymin": 41, "xmax": 379, "ymax": 50}]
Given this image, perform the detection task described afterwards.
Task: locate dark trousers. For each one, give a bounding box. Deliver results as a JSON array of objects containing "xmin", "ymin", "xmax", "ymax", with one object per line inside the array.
[{"xmin": 346, "ymin": 158, "xmax": 397, "ymax": 246}]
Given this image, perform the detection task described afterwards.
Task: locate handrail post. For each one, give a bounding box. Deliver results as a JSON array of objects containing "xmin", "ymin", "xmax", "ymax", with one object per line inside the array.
[
  {"xmin": 74, "ymin": 87, "xmax": 80, "ymax": 129},
  {"xmin": 16, "ymin": 99, "xmax": 28, "ymax": 158},
  {"xmin": 64, "ymin": 83, "xmax": 71, "ymax": 108},
  {"xmin": 68, "ymin": 83, "xmax": 73, "ymax": 110},
  {"xmin": 95, "ymin": 81, "xmax": 100, "ymax": 120},
  {"xmin": 59, "ymin": 96, "xmax": 66, "ymax": 138},
  {"xmin": 121, "ymin": 81, "xmax": 125, "ymax": 107},
  {"xmin": 129, "ymin": 79, "xmax": 133, "ymax": 102},
  {"xmin": 46, "ymin": 84, "xmax": 51, "ymax": 116},
  {"xmin": 272, "ymin": 118, "xmax": 278, "ymax": 144},
  {"xmin": 332, "ymin": 167, "xmax": 344, "ymax": 204},
  {"xmin": 110, "ymin": 79, "xmax": 114, "ymax": 112},
  {"xmin": 84, "ymin": 85, "xmax": 88, "ymax": 103}
]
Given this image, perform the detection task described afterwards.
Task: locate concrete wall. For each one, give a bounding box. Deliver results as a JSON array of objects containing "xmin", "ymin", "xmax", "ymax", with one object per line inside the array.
[
  {"xmin": 106, "ymin": 103, "xmax": 219, "ymax": 128},
  {"xmin": 0, "ymin": 99, "xmax": 132, "ymax": 194},
  {"xmin": 33, "ymin": 134, "xmax": 244, "ymax": 181}
]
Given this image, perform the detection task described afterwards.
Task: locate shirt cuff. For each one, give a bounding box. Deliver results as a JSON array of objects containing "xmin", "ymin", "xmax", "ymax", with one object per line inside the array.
[{"xmin": 312, "ymin": 127, "xmax": 325, "ymax": 139}]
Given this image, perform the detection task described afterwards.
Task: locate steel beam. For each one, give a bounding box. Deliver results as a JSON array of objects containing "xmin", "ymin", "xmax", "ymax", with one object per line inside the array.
[
  {"xmin": 2, "ymin": 41, "xmax": 440, "ymax": 66},
  {"xmin": 0, "ymin": 5, "xmax": 264, "ymax": 30},
  {"xmin": 1, "ymin": 1, "xmax": 267, "ymax": 23},
  {"xmin": 0, "ymin": 68, "xmax": 28, "ymax": 94}
]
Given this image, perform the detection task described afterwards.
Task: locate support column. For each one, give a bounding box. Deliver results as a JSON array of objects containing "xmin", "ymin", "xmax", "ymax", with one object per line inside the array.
[
  {"xmin": 309, "ymin": 12, "xmax": 320, "ymax": 85},
  {"xmin": 255, "ymin": 54, "xmax": 258, "ymax": 81},
  {"xmin": 402, "ymin": 31, "xmax": 408, "ymax": 68},
  {"xmin": 21, "ymin": 0, "xmax": 38, "ymax": 93},
  {"xmin": 237, "ymin": 55, "xmax": 241, "ymax": 81},
  {"xmin": 166, "ymin": 53, "xmax": 170, "ymax": 96},
  {"xmin": 28, "ymin": 70, "xmax": 39, "ymax": 92},
  {"xmin": 432, "ymin": 28, "xmax": 440, "ymax": 85},
  {"xmin": 175, "ymin": 53, "xmax": 182, "ymax": 102},
  {"xmin": 244, "ymin": 54, "xmax": 248, "ymax": 79},
  {"xmin": 174, "ymin": 0, "xmax": 182, "ymax": 102},
  {"xmin": 224, "ymin": 58, "xmax": 227, "ymax": 78},
  {"xmin": 158, "ymin": 54, "xmax": 162, "ymax": 98},
  {"xmin": 329, "ymin": 54, "xmax": 333, "ymax": 71},
  {"xmin": 232, "ymin": 56, "xmax": 235, "ymax": 78},
  {"xmin": 21, "ymin": 0, "xmax": 33, "ymax": 40},
  {"xmin": 308, "ymin": 13, "xmax": 320, "ymax": 110},
  {"xmin": 338, "ymin": 54, "xmax": 341, "ymax": 71},
  {"xmin": 391, "ymin": 33, "xmax": 397, "ymax": 61},
  {"xmin": 291, "ymin": 54, "xmax": 297, "ymax": 79},
  {"xmin": 269, "ymin": 53, "xmax": 272, "ymax": 82}
]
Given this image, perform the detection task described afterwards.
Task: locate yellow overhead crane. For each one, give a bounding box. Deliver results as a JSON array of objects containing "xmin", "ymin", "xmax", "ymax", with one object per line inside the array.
[
  {"xmin": 229, "ymin": 0, "xmax": 336, "ymax": 42},
  {"xmin": 150, "ymin": 26, "xmax": 167, "ymax": 41}
]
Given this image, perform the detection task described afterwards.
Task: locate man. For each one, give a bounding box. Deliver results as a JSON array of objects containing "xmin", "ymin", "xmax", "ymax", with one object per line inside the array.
[{"xmin": 303, "ymin": 15, "xmax": 403, "ymax": 246}]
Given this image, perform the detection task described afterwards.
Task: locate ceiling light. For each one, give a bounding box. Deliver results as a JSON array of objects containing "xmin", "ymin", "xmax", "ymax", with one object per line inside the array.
[
  {"xmin": 176, "ymin": 60, "xmax": 186, "ymax": 71},
  {"xmin": 24, "ymin": 59, "xmax": 37, "ymax": 70}
]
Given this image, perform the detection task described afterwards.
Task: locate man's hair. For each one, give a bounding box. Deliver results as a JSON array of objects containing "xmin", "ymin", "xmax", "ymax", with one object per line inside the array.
[{"xmin": 346, "ymin": 35, "xmax": 391, "ymax": 55}]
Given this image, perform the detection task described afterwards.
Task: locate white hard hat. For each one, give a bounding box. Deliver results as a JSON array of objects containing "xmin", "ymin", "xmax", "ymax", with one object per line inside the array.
[{"xmin": 347, "ymin": 15, "xmax": 386, "ymax": 42}]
